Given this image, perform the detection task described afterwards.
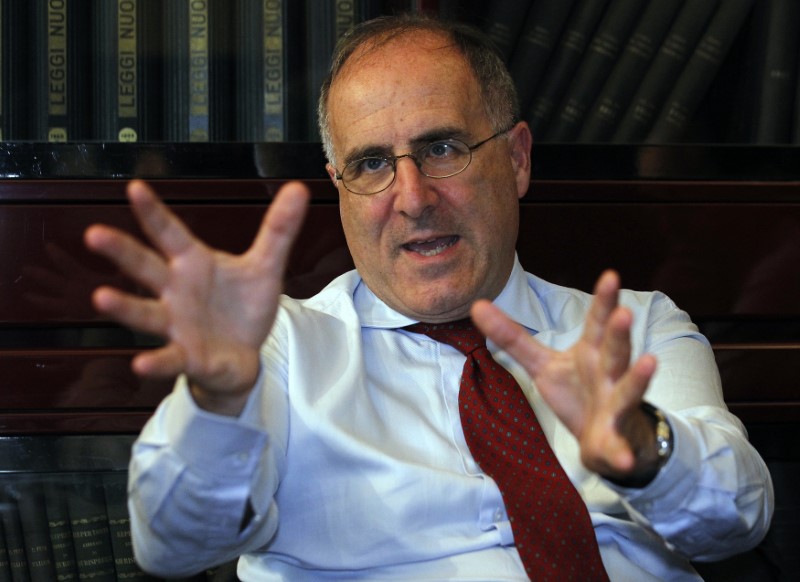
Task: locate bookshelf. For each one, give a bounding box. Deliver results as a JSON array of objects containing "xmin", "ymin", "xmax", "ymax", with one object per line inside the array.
[{"xmin": 1, "ymin": 1, "xmax": 799, "ymax": 581}]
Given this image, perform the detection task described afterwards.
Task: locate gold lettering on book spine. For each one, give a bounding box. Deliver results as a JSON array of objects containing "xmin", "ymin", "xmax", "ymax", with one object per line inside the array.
[
  {"xmin": 189, "ymin": 0, "xmax": 209, "ymax": 141},
  {"xmin": 48, "ymin": 0, "xmax": 68, "ymax": 122},
  {"xmin": 118, "ymin": 0, "xmax": 137, "ymax": 122},
  {"xmin": 263, "ymin": 0, "xmax": 283, "ymax": 141},
  {"xmin": 335, "ymin": 0, "xmax": 355, "ymax": 39}
]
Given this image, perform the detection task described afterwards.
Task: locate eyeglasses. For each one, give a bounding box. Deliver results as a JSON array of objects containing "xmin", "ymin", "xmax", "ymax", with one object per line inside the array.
[{"xmin": 334, "ymin": 128, "xmax": 511, "ymax": 196}]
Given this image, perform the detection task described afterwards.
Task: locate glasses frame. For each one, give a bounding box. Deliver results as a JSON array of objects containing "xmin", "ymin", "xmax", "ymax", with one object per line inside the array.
[{"xmin": 334, "ymin": 126, "xmax": 513, "ymax": 196}]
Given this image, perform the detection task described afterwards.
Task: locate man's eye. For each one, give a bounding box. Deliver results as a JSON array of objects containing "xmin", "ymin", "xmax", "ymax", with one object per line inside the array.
[
  {"xmin": 358, "ymin": 157, "xmax": 389, "ymax": 174},
  {"xmin": 426, "ymin": 141, "xmax": 457, "ymax": 159}
]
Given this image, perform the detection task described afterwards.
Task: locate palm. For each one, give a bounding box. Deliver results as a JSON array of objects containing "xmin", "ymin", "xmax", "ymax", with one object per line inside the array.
[
  {"xmin": 85, "ymin": 180, "xmax": 309, "ymax": 401},
  {"xmin": 471, "ymin": 271, "xmax": 657, "ymax": 478}
]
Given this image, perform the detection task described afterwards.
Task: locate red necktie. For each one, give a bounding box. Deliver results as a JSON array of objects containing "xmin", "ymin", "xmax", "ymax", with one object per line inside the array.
[{"xmin": 406, "ymin": 319, "xmax": 609, "ymax": 581}]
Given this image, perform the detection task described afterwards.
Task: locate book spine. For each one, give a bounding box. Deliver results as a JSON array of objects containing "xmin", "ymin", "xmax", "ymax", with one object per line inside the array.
[
  {"xmin": 753, "ymin": 0, "xmax": 800, "ymax": 143},
  {"xmin": 508, "ymin": 0, "xmax": 578, "ymax": 116},
  {"xmin": 163, "ymin": 0, "xmax": 232, "ymax": 142},
  {"xmin": 524, "ymin": 0, "xmax": 611, "ymax": 136},
  {"xmin": 102, "ymin": 473, "xmax": 149, "ymax": 580},
  {"xmin": 646, "ymin": 0, "xmax": 756, "ymax": 143},
  {"xmin": 611, "ymin": 0, "xmax": 722, "ymax": 143},
  {"xmin": 304, "ymin": 0, "xmax": 373, "ymax": 142},
  {"xmin": 43, "ymin": 481, "xmax": 78, "ymax": 581},
  {"xmin": 31, "ymin": 0, "xmax": 91, "ymax": 142},
  {"xmin": 576, "ymin": 0, "xmax": 685, "ymax": 142},
  {"xmin": 303, "ymin": 1, "xmax": 334, "ymax": 142},
  {"xmin": 477, "ymin": 0, "xmax": 535, "ymax": 63},
  {"xmin": 0, "ymin": 488, "xmax": 30, "ymax": 582},
  {"xmin": 91, "ymin": 0, "xmax": 162, "ymax": 142},
  {"xmin": 0, "ymin": 516, "xmax": 11, "ymax": 582},
  {"xmin": 66, "ymin": 478, "xmax": 116, "ymax": 581},
  {"xmin": 16, "ymin": 484, "xmax": 57, "ymax": 582},
  {"xmin": 235, "ymin": 0, "xmax": 300, "ymax": 142},
  {"xmin": 0, "ymin": 0, "xmax": 30, "ymax": 140},
  {"xmin": 544, "ymin": 0, "xmax": 650, "ymax": 142},
  {"xmin": 795, "ymin": 48, "xmax": 800, "ymax": 144}
]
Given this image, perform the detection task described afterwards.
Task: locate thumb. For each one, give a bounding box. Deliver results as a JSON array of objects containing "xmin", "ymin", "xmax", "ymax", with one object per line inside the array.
[{"xmin": 471, "ymin": 300, "xmax": 550, "ymax": 374}]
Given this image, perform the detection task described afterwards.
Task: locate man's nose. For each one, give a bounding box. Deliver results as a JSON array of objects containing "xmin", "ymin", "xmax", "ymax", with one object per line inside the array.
[{"xmin": 392, "ymin": 156, "xmax": 437, "ymax": 217}]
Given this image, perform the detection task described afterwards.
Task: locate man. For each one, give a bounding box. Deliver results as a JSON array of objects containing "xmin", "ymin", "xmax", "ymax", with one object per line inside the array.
[{"xmin": 85, "ymin": 13, "xmax": 773, "ymax": 581}]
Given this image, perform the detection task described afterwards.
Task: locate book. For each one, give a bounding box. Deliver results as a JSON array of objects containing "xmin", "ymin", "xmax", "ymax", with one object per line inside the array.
[
  {"xmin": 102, "ymin": 473, "xmax": 151, "ymax": 580},
  {"xmin": 476, "ymin": 0, "xmax": 536, "ymax": 63},
  {"xmin": 66, "ymin": 476, "xmax": 116, "ymax": 581},
  {"xmin": 90, "ymin": 0, "xmax": 162, "ymax": 142},
  {"xmin": 795, "ymin": 54, "xmax": 800, "ymax": 144},
  {"xmin": 43, "ymin": 480, "xmax": 78, "ymax": 581},
  {"xmin": 544, "ymin": 0, "xmax": 650, "ymax": 142},
  {"xmin": 162, "ymin": 0, "xmax": 233, "ymax": 142},
  {"xmin": 303, "ymin": 1, "xmax": 386, "ymax": 142},
  {"xmin": 29, "ymin": 0, "xmax": 92, "ymax": 141},
  {"xmin": 0, "ymin": 0, "xmax": 30, "ymax": 140},
  {"xmin": 233, "ymin": 0, "xmax": 303, "ymax": 142},
  {"xmin": 0, "ymin": 516, "xmax": 11, "ymax": 582},
  {"xmin": 645, "ymin": 0, "xmax": 756, "ymax": 143},
  {"xmin": 0, "ymin": 487, "xmax": 29, "ymax": 582},
  {"xmin": 16, "ymin": 483, "xmax": 57, "ymax": 582},
  {"xmin": 507, "ymin": 0, "xmax": 578, "ymax": 116},
  {"xmin": 576, "ymin": 0, "xmax": 685, "ymax": 142},
  {"xmin": 611, "ymin": 0, "xmax": 722, "ymax": 143},
  {"xmin": 752, "ymin": 0, "xmax": 800, "ymax": 143},
  {"xmin": 524, "ymin": 0, "xmax": 611, "ymax": 136}
]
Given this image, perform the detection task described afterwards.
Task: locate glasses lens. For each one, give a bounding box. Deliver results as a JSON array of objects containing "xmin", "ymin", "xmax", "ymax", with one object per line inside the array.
[
  {"xmin": 340, "ymin": 139, "xmax": 474, "ymax": 195},
  {"xmin": 419, "ymin": 139, "xmax": 471, "ymax": 178},
  {"xmin": 342, "ymin": 157, "xmax": 395, "ymax": 195}
]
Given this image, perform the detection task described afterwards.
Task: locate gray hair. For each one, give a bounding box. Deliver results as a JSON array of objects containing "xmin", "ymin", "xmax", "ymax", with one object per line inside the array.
[{"xmin": 318, "ymin": 13, "xmax": 519, "ymax": 167}]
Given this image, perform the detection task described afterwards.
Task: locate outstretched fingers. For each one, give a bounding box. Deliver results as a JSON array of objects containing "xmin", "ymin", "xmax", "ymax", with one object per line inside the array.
[
  {"xmin": 84, "ymin": 223, "xmax": 170, "ymax": 295},
  {"xmin": 249, "ymin": 181, "xmax": 310, "ymax": 278},
  {"xmin": 127, "ymin": 179, "xmax": 200, "ymax": 259},
  {"xmin": 91, "ymin": 285, "xmax": 167, "ymax": 337},
  {"xmin": 583, "ymin": 270, "xmax": 621, "ymax": 347}
]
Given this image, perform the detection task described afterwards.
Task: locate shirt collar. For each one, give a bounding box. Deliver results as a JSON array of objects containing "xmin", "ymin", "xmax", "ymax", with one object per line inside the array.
[{"xmin": 352, "ymin": 255, "xmax": 548, "ymax": 334}]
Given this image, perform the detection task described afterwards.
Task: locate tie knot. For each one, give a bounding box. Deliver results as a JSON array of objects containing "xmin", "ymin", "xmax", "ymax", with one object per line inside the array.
[{"xmin": 404, "ymin": 318, "xmax": 486, "ymax": 355}]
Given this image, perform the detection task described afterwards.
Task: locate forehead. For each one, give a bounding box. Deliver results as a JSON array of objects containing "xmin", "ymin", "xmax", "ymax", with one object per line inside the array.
[{"xmin": 327, "ymin": 31, "xmax": 487, "ymax": 157}]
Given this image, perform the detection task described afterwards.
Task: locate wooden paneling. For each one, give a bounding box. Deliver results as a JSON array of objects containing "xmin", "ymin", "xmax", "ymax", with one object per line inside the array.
[{"xmin": 0, "ymin": 177, "xmax": 798, "ymax": 433}]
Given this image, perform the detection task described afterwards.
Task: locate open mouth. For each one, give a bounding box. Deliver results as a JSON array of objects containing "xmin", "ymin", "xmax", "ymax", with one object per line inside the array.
[{"xmin": 403, "ymin": 235, "xmax": 459, "ymax": 257}]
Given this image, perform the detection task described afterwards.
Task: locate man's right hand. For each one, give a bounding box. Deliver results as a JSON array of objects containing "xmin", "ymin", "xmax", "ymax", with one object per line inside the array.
[{"xmin": 84, "ymin": 179, "xmax": 310, "ymax": 416}]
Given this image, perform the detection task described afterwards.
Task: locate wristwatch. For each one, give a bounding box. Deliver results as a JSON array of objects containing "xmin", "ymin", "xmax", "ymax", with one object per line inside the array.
[
  {"xmin": 604, "ymin": 401, "xmax": 674, "ymax": 488},
  {"xmin": 641, "ymin": 401, "xmax": 673, "ymax": 467}
]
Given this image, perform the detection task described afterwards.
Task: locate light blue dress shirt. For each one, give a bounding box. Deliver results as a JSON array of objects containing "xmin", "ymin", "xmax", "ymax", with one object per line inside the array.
[{"xmin": 129, "ymin": 257, "xmax": 773, "ymax": 581}]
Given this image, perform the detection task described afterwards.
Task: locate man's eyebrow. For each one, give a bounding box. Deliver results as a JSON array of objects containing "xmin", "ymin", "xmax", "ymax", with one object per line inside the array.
[
  {"xmin": 341, "ymin": 126, "xmax": 470, "ymax": 166},
  {"xmin": 342, "ymin": 143, "xmax": 393, "ymax": 167},
  {"xmin": 410, "ymin": 127, "xmax": 468, "ymax": 148}
]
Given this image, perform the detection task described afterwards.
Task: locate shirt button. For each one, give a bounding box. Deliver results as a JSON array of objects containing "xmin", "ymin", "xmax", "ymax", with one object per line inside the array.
[
  {"xmin": 494, "ymin": 508, "xmax": 505, "ymax": 521},
  {"xmin": 235, "ymin": 451, "xmax": 249, "ymax": 464}
]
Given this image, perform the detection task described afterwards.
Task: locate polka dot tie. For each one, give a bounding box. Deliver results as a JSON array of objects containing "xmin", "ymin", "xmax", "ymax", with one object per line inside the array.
[{"xmin": 406, "ymin": 319, "xmax": 609, "ymax": 581}]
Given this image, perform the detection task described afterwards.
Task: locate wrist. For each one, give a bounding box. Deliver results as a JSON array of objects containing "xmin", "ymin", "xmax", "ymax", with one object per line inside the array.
[
  {"xmin": 606, "ymin": 401, "xmax": 673, "ymax": 488},
  {"xmin": 189, "ymin": 384, "xmax": 253, "ymax": 416}
]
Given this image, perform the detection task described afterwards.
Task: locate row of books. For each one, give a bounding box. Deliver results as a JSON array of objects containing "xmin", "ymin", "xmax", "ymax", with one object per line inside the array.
[
  {"xmin": 475, "ymin": 0, "xmax": 800, "ymax": 144},
  {"xmin": 1, "ymin": 0, "xmax": 795, "ymax": 145},
  {"xmin": 0, "ymin": 472, "xmax": 223, "ymax": 581},
  {"xmin": 0, "ymin": 0, "xmax": 417, "ymax": 143}
]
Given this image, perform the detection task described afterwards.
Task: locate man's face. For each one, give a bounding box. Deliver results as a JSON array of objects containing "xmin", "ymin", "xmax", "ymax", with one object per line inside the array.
[{"xmin": 326, "ymin": 32, "xmax": 531, "ymax": 322}]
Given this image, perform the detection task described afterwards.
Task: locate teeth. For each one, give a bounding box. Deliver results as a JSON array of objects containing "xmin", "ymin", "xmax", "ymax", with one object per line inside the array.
[
  {"xmin": 405, "ymin": 236, "xmax": 457, "ymax": 257},
  {"xmin": 418, "ymin": 245, "xmax": 446, "ymax": 257}
]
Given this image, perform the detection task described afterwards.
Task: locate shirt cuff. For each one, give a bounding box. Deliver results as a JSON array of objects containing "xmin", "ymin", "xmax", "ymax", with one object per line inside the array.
[
  {"xmin": 161, "ymin": 375, "xmax": 269, "ymax": 480},
  {"xmin": 607, "ymin": 410, "xmax": 700, "ymax": 515}
]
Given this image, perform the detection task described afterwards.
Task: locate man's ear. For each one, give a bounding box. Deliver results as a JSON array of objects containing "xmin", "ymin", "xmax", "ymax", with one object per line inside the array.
[
  {"xmin": 508, "ymin": 122, "xmax": 532, "ymax": 199},
  {"xmin": 326, "ymin": 163, "xmax": 338, "ymax": 188}
]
